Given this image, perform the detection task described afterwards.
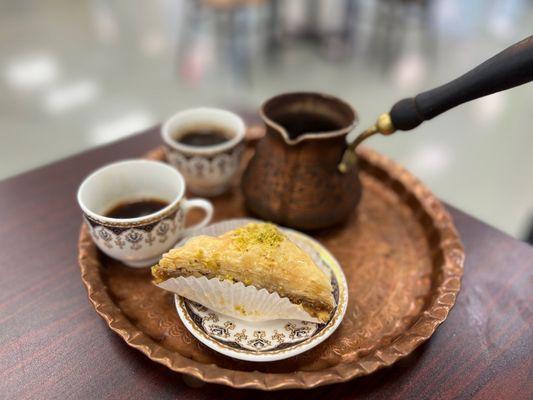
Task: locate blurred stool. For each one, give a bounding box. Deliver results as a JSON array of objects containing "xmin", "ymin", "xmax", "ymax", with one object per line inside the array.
[
  {"xmin": 176, "ymin": 0, "xmax": 267, "ymax": 87},
  {"xmin": 368, "ymin": 0, "xmax": 437, "ymax": 73}
]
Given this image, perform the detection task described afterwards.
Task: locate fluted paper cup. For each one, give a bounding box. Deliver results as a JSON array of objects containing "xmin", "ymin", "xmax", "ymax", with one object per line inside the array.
[
  {"xmin": 157, "ymin": 275, "xmax": 322, "ymax": 323},
  {"xmin": 156, "ymin": 218, "xmax": 336, "ymax": 323}
]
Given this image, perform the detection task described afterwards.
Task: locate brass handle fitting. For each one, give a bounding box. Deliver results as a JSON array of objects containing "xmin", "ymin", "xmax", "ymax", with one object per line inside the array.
[{"xmin": 338, "ymin": 113, "xmax": 396, "ymax": 173}]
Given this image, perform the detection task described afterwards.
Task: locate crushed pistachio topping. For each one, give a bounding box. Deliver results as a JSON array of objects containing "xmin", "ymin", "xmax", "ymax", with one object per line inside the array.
[
  {"xmin": 194, "ymin": 249, "xmax": 204, "ymax": 259},
  {"xmin": 231, "ymin": 223, "xmax": 284, "ymax": 250},
  {"xmin": 234, "ymin": 304, "xmax": 248, "ymax": 315},
  {"xmin": 220, "ymin": 274, "xmax": 235, "ymax": 282}
]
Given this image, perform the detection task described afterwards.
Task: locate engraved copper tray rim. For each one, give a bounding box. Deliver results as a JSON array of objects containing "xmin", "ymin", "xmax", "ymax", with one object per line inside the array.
[{"xmin": 78, "ymin": 146, "xmax": 464, "ymax": 390}]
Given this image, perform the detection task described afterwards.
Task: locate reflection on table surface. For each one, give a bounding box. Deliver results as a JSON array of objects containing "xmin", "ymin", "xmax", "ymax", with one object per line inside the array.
[{"xmin": 1, "ymin": 0, "xmax": 532, "ymax": 239}]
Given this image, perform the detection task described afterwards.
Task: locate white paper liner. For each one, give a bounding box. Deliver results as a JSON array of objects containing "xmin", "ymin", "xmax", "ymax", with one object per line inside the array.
[{"xmin": 157, "ymin": 275, "xmax": 322, "ymax": 323}]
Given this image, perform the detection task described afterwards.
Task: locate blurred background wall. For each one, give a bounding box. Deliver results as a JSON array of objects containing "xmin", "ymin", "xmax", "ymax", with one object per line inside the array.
[{"xmin": 1, "ymin": 0, "xmax": 532, "ymax": 239}]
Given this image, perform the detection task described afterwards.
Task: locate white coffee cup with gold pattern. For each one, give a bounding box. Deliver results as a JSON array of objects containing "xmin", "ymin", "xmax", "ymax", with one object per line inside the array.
[
  {"xmin": 77, "ymin": 159, "xmax": 213, "ymax": 267},
  {"xmin": 162, "ymin": 107, "xmax": 245, "ymax": 197}
]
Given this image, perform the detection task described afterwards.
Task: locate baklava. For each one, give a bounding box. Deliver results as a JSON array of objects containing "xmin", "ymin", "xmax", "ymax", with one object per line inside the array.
[{"xmin": 152, "ymin": 222, "xmax": 334, "ymax": 322}]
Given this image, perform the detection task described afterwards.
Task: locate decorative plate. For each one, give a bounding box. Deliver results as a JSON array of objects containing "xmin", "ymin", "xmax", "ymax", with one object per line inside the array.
[
  {"xmin": 173, "ymin": 219, "xmax": 348, "ymax": 362},
  {"xmin": 78, "ymin": 146, "xmax": 464, "ymax": 390}
]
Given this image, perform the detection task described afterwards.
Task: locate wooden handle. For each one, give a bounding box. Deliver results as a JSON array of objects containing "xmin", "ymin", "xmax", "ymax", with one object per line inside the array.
[{"xmin": 390, "ymin": 35, "xmax": 533, "ymax": 131}]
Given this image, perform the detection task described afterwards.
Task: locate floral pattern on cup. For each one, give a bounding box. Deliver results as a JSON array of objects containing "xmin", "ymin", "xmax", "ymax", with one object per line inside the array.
[
  {"xmin": 77, "ymin": 160, "xmax": 214, "ymax": 268},
  {"xmin": 161, "ymin": 107, "xmax": 246, "ymax": 197},
  {"xmin": 85, "ymin": 207, "xmax": 185, "ymax": 252},
  {"xmin": 165, "ymin": 144, "xmax": 244, "ymax": 196}
]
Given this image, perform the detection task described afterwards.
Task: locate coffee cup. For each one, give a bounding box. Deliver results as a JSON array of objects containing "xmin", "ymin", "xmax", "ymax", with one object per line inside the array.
[
  {"xmin": 77, "ymin": 159, "xmax": 213, "ymax": 267},
  {"xmin": 162, "ymin": 107, "xmax": 245, "ymax": 196}
]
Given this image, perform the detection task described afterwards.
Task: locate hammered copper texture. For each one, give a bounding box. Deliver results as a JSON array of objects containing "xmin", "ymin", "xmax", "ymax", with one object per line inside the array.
[
  {"xmin": 241, "ymin": 93, "xmax": 362, "ymax": 230},
  {"xmin": 78, "ymin": 146, "xmax": 464, "ymax": 390}
]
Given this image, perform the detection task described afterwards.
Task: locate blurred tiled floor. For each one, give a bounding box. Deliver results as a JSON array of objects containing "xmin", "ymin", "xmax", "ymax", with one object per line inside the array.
[{"xmin": 1, "ymin": 0, "xmax": 532, "ymax": 239}]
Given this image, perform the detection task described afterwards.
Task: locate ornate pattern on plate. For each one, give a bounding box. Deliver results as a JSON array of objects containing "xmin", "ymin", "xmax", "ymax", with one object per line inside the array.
[{"xmin": 186, "ymin": 301, "xmax": 318, "ymax": 351}]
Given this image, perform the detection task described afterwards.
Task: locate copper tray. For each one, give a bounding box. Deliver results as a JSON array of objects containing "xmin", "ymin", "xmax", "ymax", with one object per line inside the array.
[{"xmin": 78, "ymin": 146, "xmax": 464, "ymax": 390}]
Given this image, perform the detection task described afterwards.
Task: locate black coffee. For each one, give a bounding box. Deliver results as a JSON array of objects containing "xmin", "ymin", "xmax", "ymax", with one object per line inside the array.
[
  {"xmin": 176, "ymin": 127, "xmax": 230, "ymax": 147},
  {"xmin": 105, "ymin": 198, "xmax": 169, "ymax": 219},
  {"xmin": 274, "ymin": 112, "xmax": 343, "ymax": 139}
]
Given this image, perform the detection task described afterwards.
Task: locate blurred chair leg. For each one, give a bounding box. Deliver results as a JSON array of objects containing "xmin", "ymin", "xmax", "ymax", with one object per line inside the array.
[
  {"xmin": 265, "ymin": 0, "xmax": 281, "ymax": 61},
  {"xmin": 175, "ymin": 0, "xmax": 203, "ymax": 68},
  {"xmin": 370, "ymin": 0, "xmax": 406, "ymax": 74},
  {"xmin": 341, "ymin": 0, "xmax": 358, "ymax": 43},
  {"xmin": 228, "ymin": 7, "xmax": 252, "ymax": 86},
  {"xmin": 526, "ymin": 216, "xmax": 533, "ymax": 244},
  {"xmin": 303, "ymin": 0, "xmax": 321, "ymax": 44},
  {"xmin": 420, "ymin": 0, "xmax": 438, "ymax": 64},
  {"xmin": 319, "ymin": 0, "xmax": 359, "ymax": 62}
]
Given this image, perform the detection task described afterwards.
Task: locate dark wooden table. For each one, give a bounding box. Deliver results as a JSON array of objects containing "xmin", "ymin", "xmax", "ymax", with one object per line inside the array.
[{"xmin": 1, "ymin": 127, "xmax": 531, "ymax": 400}]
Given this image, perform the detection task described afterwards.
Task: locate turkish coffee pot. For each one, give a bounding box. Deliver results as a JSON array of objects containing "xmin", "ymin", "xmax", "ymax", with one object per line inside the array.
[{"xmin": 242, "ymin": 36, "xmax": 533, "ymax": 230}]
